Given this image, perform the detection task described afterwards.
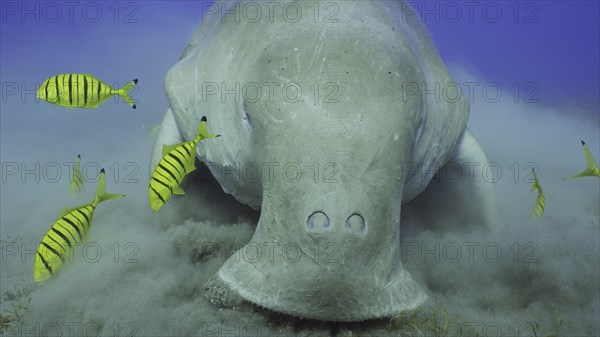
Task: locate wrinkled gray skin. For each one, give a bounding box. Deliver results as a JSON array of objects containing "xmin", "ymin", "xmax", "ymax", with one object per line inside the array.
[{"xmin": 151, "ymin": 0, "xmax": 498, "ymax": 322}]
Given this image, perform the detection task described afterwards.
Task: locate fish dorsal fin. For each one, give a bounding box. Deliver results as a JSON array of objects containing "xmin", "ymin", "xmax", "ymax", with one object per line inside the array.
[
  {"xmin": 57, "ymin": 206, "xmax": 70, "ymax": 220},
  {"xmin": 565, "ymin": 141, "xmax": 600, "ymax": 179},
  {"xmin": 173, "ymin": 185, "xmax": 185, "ymax": 195},
  {"xmin": 56, "ymin": 204, "xmax": 86, "ymax": 220},
  {"xmin": 582, "ymin": 142, "xmax": 599, "ymax": 172},
  {"xmin": 162, "ymin": 142, "xmax": 185, "ymax": 156}
]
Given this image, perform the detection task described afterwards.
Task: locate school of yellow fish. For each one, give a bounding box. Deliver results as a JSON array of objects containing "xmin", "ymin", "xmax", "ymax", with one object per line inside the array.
[
  {"xmin": 33, "ymin": 73, "xmax": 221, "ymax": 283},
  {"xmin": 528, "ymin": 140, "xmax": 599, "ymax": 219},
  {"xmin": 30, "ymin": 72, "xmax": 598, "ymax": 284}
]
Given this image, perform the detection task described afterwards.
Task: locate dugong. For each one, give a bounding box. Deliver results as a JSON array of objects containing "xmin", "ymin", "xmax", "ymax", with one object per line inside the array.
[{"xmin": 151, "ymin": 0, "xmax": 498, "ymax": 321}]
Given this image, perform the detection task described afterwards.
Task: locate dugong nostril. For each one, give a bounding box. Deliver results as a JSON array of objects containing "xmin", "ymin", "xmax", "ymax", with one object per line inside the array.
[
  {"xmin": 306, "ymin": 211, "xmax": 330, "ymax": 233},
  {"xmin": 345, "ymin": 214, "xmax": 366, "ymax": 235}
]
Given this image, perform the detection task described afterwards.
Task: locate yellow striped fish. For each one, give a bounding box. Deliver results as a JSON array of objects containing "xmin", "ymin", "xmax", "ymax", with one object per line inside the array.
[
  {"xmin": 34, "ymin": 169, "xmax": 124, "ymax": 283},
  {"xmin": 149, "ymin": 124, "xmax": 160, "ymax": 140},
  {"xmin": 69, "ymin": 154, "xmax": 84, "ymax": 194},
  {"xmin": 566, "ymin": 140, "xmax": 600, "ymax": 179},
  {"xmin": 37, "ymin": 74, "xmax": 138, "ymax": 109},
  {"xmin": 530, "ymin": 168, "xmax": 545, "ymax": 219},
  {"xmin": 149, "ymin": 116, "xmax": 220, "ymax": 212}
]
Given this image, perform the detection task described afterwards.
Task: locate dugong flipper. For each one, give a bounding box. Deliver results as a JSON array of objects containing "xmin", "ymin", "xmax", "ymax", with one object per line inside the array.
[
  {"xmin": 151, "ymin": 0, "xmax": 499, "ymax": 321},
  {"xmin": 402, "ymin": 128, "xmax": 499, "ymax": 232}
]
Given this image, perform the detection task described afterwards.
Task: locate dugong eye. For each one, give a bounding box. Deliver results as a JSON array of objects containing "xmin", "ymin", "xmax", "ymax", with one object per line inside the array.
[
  {"xmin": 242, "ymin": 100, "xmax": 251, "ymax": 130},
  {"xmin": 242, "ymin": 101, "xmax": 250, "ymax": 121}
]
